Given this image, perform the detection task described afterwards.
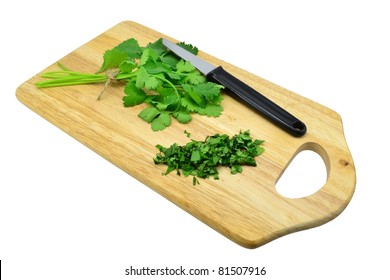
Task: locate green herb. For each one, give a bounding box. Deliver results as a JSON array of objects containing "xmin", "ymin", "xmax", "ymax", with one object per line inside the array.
[
  {"xmin": 184, "ymin": 130, "xmax": 191, "ymax": 138},
  {"xmin": 36, "ymin": 38, "xmax": 224, "ymax": 131},
  {"xmin": 154, "ymin": 130, "xmax": 265, "ymax": 185}
]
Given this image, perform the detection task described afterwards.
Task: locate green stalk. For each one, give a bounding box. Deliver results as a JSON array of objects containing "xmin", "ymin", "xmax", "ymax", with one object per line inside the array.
[
  {"xmin": 35, "ymin": 70, "xmax": 138, "ymax": 89},
  {"xmin": 153, "ymin": 75, "xmax": 179, "ymax": 97},
  {"xmin": 35, "ymin": 75, "xmax": 108, "ymax": 88}
]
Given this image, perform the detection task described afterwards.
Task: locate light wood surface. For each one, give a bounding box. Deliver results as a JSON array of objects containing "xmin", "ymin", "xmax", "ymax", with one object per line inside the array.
[{"xmin": 16, "ymin": 21, "xmax": 356, "ymax": 248}]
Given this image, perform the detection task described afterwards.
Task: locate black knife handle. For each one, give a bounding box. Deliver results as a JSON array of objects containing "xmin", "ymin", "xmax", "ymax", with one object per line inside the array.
[{"xmin": 207, "ymin": 66, "xmax": 306, "ymax": 137}]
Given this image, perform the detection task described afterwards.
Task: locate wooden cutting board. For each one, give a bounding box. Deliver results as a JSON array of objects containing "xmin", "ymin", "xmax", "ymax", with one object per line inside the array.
[{"xmin": 16, "ymin": 21, "xmax": 356, "ymax": 248}]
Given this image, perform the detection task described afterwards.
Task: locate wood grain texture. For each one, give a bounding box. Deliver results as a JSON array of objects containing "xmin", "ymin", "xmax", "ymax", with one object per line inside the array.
[{"xmin": 16, "ymin": 21, "xmax": 356, "ymax": 248}]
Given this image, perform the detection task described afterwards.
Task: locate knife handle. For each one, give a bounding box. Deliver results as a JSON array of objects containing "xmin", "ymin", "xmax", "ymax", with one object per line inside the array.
[{"xmin": 207, "ymin": 66, "xmax": 306, "ymax": 137}]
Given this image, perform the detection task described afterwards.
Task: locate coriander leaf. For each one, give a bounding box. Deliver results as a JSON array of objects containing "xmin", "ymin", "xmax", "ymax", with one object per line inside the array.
[
  {"xmin": 186, "ymin": 72, "xmax": 206, "ymax": 84},
  {"xmin": 182, "ymin": 84, "xmax": 205, "ymax": 107},
  {"xmin": 151, "ymin": 95, "xmax": 179, "ymax": 111},
  {"xmin": 136, "ymin": 66, "xmax": 159, "ymax": 90},
  {"xmin": 192, "ymin": 82, "xmax": 224, "ymax": 102},
  {"xmin": 181, "ymin": 94, "xmax": 202, "ymax": 112},
  {"xmin": 173, "ymin": 110, "xmax": 192, "ymax": 124},
  {"xmin": 191, "ymin": 150, "xmax": 201, "ymax": 162},
  {"xmin": 113, "ymin": 38, "xmax": 142, "ymax": 59},
  {"xmin": 176, "ymin": 60, "xmax": 195, "ymax": 73},
  {"xmin": 154, "ymin": 86, "xmax": 175, "ymax": 98},
  {"xmin": 210, "ymin": 94, "xmax": 224, "ymax": 104},
  {"xmin": 138, "ymin": 106, "xmax": 160, "ymax": 123},
  {"xmin": 147, "ymin": 38, "xmax": 167, "ymax": 56},
  {"xmin": 187, "ymin": 90, "xmax": 205, "ymax": 107},
  {"xmin": 164, "ymin": 95, "xmax": 180, "ymax": 110},
  {"xmin": 123, "ymin": 81, "xmax": 147, "ymax": 107},
  {"xmin": 97, "ymin": 38, "xmax": 142, "ymax": 73},
  {"xmin": 140, "ymin": 48, "xmax": 150, "ymax": 66},
  {"xmin": 135, "ymin": 66, "xmax": 149, "ymax": 88},
  {"xmin": 177, "ymin": 42, "xmax": 199, "ymax": 55},
  {"xmin": 198, "ymin": 104, "xmax": 223, "ymax": 117},
  {"xmin": 231, "ymin": 165, "xmax": 243, "ymax": 174},
  {"xmin": 160, "ymin": 54, "xmax": 180, "ymax": 67},
  {"xmin": 98, "ymin": 49, "xmax": 128, "ymax": 73},
  {"xmin": 119, "ymin": 60, "xmax": 137, "ymax": 73},
  {"xmin": 144, "ymin": 76, "xmax": 159, "ymax": 90},
  {"xmin": 166, "ymin": 71, "xmax": 181, "ymax": 80},
  {"xmin": 144, "ymin": 60, "xmax": 169, "ymax": 74},
  {"xmin": 256, "ymin": 146, "xmax": 265, "ymax": 155},
  {"xmin": 140, "ymin": 48, "xmax": 158, "ymax": 66},
  {"xmin": 253, "ymin": 139, "xmax": 265, "ymax": 145},
  {"xmin": 193, "ymin": 177, "xmax": 200, "ymax": 185},
  {"xmin": 151, "ymin": 112, "xmax": 171, "ymax": 131}
]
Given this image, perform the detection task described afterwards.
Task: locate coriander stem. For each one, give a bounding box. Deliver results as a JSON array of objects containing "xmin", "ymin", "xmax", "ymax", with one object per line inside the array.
[
  {"xmin": 153, "ymin": 75, "xmax": 182, "ymax": 111},
  {"xmin": 115, "ymin": 72, "xmax": 138, "ymax": 80},
  {"xmin": 57, "ymin": 62, "xmax": 70, "ymax": 71},
  {"xmin": 41, "ymin": 71, "xmax": 103, "ymax": 77},
  {"xmin": 36, "ymin": 70, "xmax": 138, "ymax": 89},
  {"xmin": 154, "ymin": 76, "xmax": 179, "ymax": 97},
  {"xmin": 36, "ymin": 77, "xmax": 108, "ymax": 88}
]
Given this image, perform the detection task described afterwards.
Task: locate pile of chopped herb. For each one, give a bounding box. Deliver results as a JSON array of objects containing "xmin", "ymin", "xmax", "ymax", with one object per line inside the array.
[
  {"xmin": 36, "ymin": 38, "xmax": 224, "ymax": 131},
  {"xmin": 154, "ymin": 130, "xmax": 265, "ymax": 185}
]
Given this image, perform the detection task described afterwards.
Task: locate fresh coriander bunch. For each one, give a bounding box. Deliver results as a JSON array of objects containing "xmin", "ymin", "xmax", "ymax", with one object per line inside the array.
[{"xmin": 36, "ymin": 38, "xmax": 224, "ymax": 131}]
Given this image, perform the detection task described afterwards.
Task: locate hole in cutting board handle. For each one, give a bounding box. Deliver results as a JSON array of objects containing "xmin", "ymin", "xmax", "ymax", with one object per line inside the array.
[{"xmin": 275, "ymin": 148, "xmax": 327, "ymax": 199}]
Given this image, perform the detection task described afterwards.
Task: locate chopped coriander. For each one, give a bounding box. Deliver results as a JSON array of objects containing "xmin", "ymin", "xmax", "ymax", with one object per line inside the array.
[
  {"xmin": 184, "ymin": 130, "xmax": 191, "ymax": 138},
  {"xmin": 154, "ymin": 130, "xmax": 265, "ymax": 185},
  {"xmin": 36, "ymin": 38, "xmax": 224, "ymax": 131}
]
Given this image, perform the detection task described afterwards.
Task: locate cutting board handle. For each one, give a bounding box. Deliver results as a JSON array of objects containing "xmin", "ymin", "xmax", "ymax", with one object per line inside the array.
[
  {"xmin": 259, "ymin": 135, "xmax": 356, "ymax": 249},
  {"xmin": 278, "ymin": 137, "xmax": 355, "ymax": 231}
]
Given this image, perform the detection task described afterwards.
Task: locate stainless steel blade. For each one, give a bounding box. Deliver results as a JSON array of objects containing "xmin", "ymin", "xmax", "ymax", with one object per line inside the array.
[{"xmin": 162, "ymin": 38, "xmax": 216, "ymax": 75}]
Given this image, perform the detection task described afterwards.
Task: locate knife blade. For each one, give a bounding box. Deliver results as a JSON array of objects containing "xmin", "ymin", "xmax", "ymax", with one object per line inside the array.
[{"xmin": 162, "ymin": 38, "xmax": 306, "ymax": 137}]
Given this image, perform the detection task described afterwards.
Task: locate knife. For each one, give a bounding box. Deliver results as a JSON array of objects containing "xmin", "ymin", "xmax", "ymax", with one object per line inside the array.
[{"xmin": 162, "ymin": 38, "xmax": 307, "ymax": 137}]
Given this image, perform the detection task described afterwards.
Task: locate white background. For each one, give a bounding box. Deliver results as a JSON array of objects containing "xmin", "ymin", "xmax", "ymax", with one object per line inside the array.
[{"xmin": 1, "ymin": 0, "xmax": 389, "ymax": 279}]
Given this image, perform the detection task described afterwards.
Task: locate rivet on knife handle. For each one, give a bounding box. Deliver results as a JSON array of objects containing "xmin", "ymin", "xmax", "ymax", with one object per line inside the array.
[{"xmin": 162, "ymin": 39, "xmax": 307, "ymax": 137}]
